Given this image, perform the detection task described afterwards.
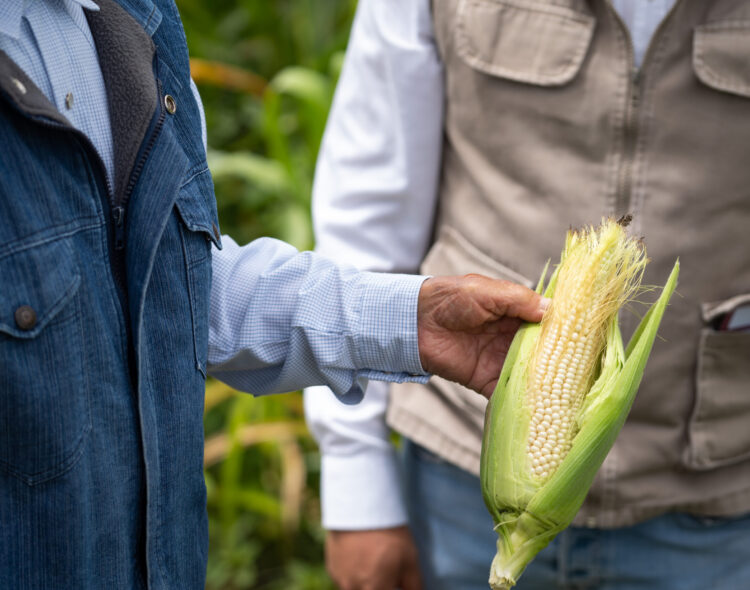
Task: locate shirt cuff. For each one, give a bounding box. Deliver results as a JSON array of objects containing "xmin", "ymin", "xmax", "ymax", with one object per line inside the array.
[
  {"xmin": 320, "ymin": 448, "xmax": 408, "ymax": 530},
  {"xmin": 353, "ymin": 272, "xmax": 429, "ymax": 380}
]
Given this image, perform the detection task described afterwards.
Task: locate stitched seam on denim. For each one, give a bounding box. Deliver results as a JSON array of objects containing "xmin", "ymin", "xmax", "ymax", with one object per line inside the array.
[
  {"xmin": 179, "ymin": 163, "xmax": 210, "ymax": 189},
  {"xmin": 144, "ymin": 4, "xmax": 159, "ymax": 36},
  {"xmin": 0, "ymin": 215, "xmax": 103, "ymax": 260},
  {"xmin": 179, "ymin": 219, "xmax": 203, "ymax": 375},
  {"xmin": 178, "ymin": 210, "xmax": 210, "ymax": 268}
]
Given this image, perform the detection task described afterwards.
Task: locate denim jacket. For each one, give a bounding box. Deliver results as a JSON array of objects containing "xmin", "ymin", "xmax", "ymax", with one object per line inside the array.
[{"xmin": 0, "ymin": 0, "xmax": 223, "ymax": 587}]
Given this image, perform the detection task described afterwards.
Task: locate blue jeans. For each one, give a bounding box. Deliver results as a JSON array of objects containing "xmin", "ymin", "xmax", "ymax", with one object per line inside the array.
[{"xmin": 401, "ymin": 439, "xmax": 750, "ymax": 590}]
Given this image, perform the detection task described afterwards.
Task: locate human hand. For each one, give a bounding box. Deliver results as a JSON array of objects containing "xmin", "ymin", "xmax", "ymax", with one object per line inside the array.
[
  {"xmin": 417, "ymin": 274, "xmax": 548, "ymax": 397},
  {"xmin": 325, "ymin": 526, "xmax": 422, "ymax": 590}
]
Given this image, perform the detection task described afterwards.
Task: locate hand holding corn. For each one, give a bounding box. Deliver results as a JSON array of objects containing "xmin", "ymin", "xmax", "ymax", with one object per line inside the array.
[
  {"xmin": 418, "ymin": 274, "xmax": 549, "ymax": 397},
  {"xmin": 480, "ymin": 217, "xmax": 679, "ymax": 589}
]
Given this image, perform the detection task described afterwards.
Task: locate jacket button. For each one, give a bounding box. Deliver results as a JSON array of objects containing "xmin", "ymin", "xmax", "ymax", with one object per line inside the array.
[
  {"xmin": 11, "ymin": 77, "xmax": 27, "ymax": 95},
  {"xmin": 14, "ymin": 305, "xmax": 37, "ymax": 330},
  {"xmin": 164, "ymin": 94, "xmax": 177, "ymax": 114},
  {"xmin": 212, "ymin": 223, "xmax": 220, "ymax": 242}
]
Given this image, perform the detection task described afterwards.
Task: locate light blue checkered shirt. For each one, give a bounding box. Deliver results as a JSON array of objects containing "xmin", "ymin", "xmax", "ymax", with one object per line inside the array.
[
  {"xmin": 0, "ymin": 0, "xmax": 430, "ymax": 402},
  {"xmin": 0, "ymin": 0, "xmax": 114, "ymax": 187}
]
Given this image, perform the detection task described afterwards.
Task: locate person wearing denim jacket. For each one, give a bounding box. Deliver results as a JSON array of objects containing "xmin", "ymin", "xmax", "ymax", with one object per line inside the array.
[{"xmin": 0, "ymin": 0, "xmax": 548, "ymax": 588}]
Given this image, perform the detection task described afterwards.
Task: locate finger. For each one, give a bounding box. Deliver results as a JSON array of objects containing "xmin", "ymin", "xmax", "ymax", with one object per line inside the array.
[{"xmin": 488, "ymin": 279, "xmax": 549, "ymax": 323}]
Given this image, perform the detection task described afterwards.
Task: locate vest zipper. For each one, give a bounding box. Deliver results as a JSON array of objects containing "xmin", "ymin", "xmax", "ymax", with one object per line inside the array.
[
  {"xmin": 616, "ymin": 68, "xmax": 639, "ymax": 217},
  {"xmin": 609, "ymin": 0, "xmax": 685, "ymax": 217}
]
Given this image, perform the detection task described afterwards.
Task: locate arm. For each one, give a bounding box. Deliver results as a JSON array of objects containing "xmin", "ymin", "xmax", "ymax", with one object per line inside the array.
[
  {"xmin": 209, "ymin": 237, "xmax": 543, "ymax": 399},
  {"xmin": 208, "ymin": 235, "xmax": 428, "ymax": 400}
]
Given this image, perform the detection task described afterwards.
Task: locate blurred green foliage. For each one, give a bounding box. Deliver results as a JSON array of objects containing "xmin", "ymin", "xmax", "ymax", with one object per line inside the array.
[
  {"xmin": 180, "ymin": 0, "xmax": 355, "ymax": 250},
  {"xmin": 175, "ymin": 0, "xmax": 358, "ymax": 587}
]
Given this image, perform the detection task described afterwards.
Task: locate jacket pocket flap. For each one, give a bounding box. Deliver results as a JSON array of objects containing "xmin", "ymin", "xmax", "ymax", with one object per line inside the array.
[
  {"xmin": 693, "ymin": 22, "xmax": 750, "ymax": 98},
  {"xmin": 0, "ymin": 239, "xmax": 80, "ymax": 339},
  {"xmin": 456, "ymin": 0, "xmax": 595, "ymax": 86},
  {"xmin": 175, "ymin": 167, "xmax": 222, "ymax": 249}
]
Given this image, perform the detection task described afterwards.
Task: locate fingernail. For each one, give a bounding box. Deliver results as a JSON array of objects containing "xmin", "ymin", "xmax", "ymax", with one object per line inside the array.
[{"xmin": 540, "ymin": 297, "xmax": 551, "ymax": 311}]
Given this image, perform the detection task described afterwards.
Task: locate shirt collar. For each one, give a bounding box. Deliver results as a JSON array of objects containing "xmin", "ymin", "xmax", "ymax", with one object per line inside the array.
[{"xmin": 0, "ymin": 0, "xmax": 100, "ymax": 41}]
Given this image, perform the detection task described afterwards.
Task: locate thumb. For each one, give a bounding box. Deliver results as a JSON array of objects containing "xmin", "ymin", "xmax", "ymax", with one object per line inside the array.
[{"xmin": 487, "ymin": 278, "xmax": 549, "ymax": 323}]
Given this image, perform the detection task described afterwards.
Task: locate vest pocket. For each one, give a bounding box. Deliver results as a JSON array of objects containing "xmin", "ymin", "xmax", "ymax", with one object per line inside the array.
[
  {"xmin": 693, "ymin": 22, "xmax": 750, "ymax": 98},
  {"xmin": 0, "ymin": 237, "xmax": 90, "ymax": 484},
  {"xmin": 684, "ymin": 295, "xmax": 750, "ymax": 470},
  {"xmin": 175, "ymin": 168, "xmax": 222, "ymax": 377},
  {"xmin": 455, "ymin": 0, "xmax": 595, "ymax": 86}
]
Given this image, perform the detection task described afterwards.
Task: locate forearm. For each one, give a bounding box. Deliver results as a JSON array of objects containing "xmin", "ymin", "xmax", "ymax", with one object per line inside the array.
[{"xmin": 207, "ymin": 236, "xmax": 429, "ymax": 399}]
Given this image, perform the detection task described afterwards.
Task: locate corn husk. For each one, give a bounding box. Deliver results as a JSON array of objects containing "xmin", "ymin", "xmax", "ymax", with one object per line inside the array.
[{"xmin": 480, "ymin": 218, "xmax": 679, "ymax": 589}]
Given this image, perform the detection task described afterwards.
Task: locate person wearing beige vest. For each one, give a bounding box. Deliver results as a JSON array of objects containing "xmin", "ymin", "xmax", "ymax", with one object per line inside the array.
[{"xmin": 304, "ymin": 0, "xmax": 750, "ymax": 588}]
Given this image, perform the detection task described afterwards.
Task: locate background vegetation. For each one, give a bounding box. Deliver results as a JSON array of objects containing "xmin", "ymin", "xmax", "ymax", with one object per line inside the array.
[{"xmin": 176, "ymin": 1, "xmax": 358, "ymax": 587}]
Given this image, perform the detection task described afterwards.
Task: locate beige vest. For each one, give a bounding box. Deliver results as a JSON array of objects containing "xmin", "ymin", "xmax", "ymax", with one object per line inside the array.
[{"xmin": 389, "ymin": 0, "xmax": 750, "ymax": 527}]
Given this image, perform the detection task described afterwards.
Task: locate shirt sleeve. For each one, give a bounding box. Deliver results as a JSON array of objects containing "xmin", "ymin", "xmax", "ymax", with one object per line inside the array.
[
  {"xmin": 189, "ymin": 77, "xmax": 208, "ymax": 153},
  {"xmin": 207, "ymin": 235, "xmax": 430, "ymax": 402},
  {"xmin": 305, "ymin": 382, "xmax": 409, "ymax": 529},
  {"xmin": 304, "ymin": 0, "xmax": 445, "ymax": 530}
]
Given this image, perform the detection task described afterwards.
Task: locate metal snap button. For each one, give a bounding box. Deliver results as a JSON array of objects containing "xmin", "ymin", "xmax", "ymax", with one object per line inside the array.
[
  {"xmin": 65, "ymin": 92, "xmax": 74, "ymax": 109},
  {"xmin": 11, "ymin": 77, "xmax": 27, "ymax": 95},
  {"xmin": 14, "ymin": 305, "xmax": 37, "ymax": 330},
  {"xmin": 164, "ymin": 94, "xmax": 177, "ymax": 114}
]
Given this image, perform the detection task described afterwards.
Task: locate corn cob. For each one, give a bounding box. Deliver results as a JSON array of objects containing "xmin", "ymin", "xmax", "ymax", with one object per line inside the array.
[{"xmin": 480, "ymin": 217, "xmax": 679, "ymax": 589}]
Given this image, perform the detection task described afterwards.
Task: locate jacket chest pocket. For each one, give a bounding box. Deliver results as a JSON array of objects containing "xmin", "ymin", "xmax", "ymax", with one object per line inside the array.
[
  {"xmin": 0, "ymin": 237, "xmax": 90, "ymax": 485},
  {"xmin": 174, "ymin": 168, "xmax": 222, "ymax": 377}
]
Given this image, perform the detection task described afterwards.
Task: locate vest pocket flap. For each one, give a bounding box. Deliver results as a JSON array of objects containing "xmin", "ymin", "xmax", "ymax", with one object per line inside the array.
[
  {"xmin": 422, "ymin": 225, "xmax": 533, "ymax": 287},
  {"xmin": 455, "ymin": 0, "xmax": 595, "ymax": 86},
  {"xmin": 175, "ymin": 167, "xmax": 222, "ymax": 249},
  {"xmin": 0, "ymin": 240, "xmax": 80, "ymax": 339},
  {"xmin": 693, "ymin": 22, "xmax": 750, "ymax": 98}
]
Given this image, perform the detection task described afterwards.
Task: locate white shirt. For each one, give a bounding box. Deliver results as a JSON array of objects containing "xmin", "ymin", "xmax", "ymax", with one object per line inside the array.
[{"xmin": 304, "ymin": 0, "xmax": 678, "ymax": 530}]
